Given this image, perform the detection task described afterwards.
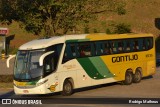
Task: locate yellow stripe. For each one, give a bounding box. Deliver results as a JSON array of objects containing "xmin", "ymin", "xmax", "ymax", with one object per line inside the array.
[
  {"xmin": 86, "ymin": 33, "xmax": 153, "ymax": 41},
  {"xmin": 14, "ymin": 80, "xmax": 27, "ymax": 86}
]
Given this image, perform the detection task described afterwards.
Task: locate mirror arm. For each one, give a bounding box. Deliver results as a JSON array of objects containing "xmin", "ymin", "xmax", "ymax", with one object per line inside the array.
[
  {"xmin": 7, "ymin": 55, "xmax": 16, "ymax": 68},
  {"xmin": 39, "ymin": 51, "xmax": 54, "ymax": 66}
]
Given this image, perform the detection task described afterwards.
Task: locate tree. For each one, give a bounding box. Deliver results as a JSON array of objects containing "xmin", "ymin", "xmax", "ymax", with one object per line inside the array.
[
  {"xmin": 114, "ymin": 23, "xmax": 131, "ymax": 34},
  {"xmin": 0, "ymin": 0, "xmax": 126, "ymax": 36}
]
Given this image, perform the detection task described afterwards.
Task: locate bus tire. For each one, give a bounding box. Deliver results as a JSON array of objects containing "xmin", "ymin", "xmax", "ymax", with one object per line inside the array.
[
  {"xmin": 123, "ymin": 71, "xmax": 133, "ymax": 85},
  {"xmin": 61, "ymin": 79, "xmax": 73, "ymax": 96},
  {"xmin": 133, "ymin": 70, "xmax": 142, "ymax": 83}
]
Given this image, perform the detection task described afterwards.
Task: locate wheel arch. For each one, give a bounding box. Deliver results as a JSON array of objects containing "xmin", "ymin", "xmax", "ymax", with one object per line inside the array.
[
  {"xmin": 126, "ymin": 68, "xmax": 134, "ymax": 74},
  {"xmin": 60, "ymin": 77, "xmax": 74, "ymax": 91}
]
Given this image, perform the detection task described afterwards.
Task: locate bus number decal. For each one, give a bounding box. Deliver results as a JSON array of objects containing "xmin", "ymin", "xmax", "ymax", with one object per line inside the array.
[
  {"xmin": 146, "ymin": 54, "xmax": 153, "ymax": 58},
  {"xmin": 112, "ymin": 54, "xmax": 138, "ymax": 63}
]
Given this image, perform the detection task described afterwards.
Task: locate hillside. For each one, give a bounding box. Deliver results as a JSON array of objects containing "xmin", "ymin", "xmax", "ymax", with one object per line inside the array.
[
  {"xmin": 0, "ymin": 0, "xmax": 160, "ymax": 50},
  {"xmin": 87, "ymin": 0, "xmax": 160, "ymax": 35}
]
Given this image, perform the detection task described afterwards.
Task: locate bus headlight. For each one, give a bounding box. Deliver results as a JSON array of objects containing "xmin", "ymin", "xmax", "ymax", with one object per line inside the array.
[{"xmin": 36, "ymin": 79, "xmax": 48, "ymax": 86}]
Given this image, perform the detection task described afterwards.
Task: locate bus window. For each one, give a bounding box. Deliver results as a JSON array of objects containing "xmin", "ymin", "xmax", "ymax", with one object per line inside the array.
[
  {"xmin": 130, "ymin": 39, "xmax": 134, "ymax": 51},
  {"xmin": 79, "ymin": 42, "xmax": 92, "ymax": 57},
  {"xmin": 123, "ymin": 40, "xmax": 130, "ymax": 52},
  {"xmin": 70, "ymin": 44, "xmax": 76, "ymax": 57},
  {"xmin": 44, "ymin": 44, "xmax": 63, "ymax": 75},
  {"xmin": 112, "ymin": 41, "xmax": 118, "ymax": 54},
  {"xmin": 44, "ymin": 53, "xmax": 55, "ymax": 76},
  {"xmin": 117, "ymin": 41, "xmax": 123, "ymax": 53},
  {"xmin": 63, "ymin": 44, "xmax": 72, "ymax": 61},
  {"xmin": 108, "ymin": 41, "xmax": 113, "ymax": 54},
  {"xmin": 95, "ymin": 42, "xmax": 104, "ymax": 55},
  {"xmin": 142, "ymin": 39, "xmax": 146, "ymax": 50},
  {"xmin": 138, "ymin": 39, "xmax": 143, "ymax": 51},
  {"xmin": 63, "ymin": 43, "xmax": 79, "ymax": 63},
  {"xmin": 126, "ymin": 41, "xmax": 131, "ymax": 52},
  {"xmin": 133, "ymin": 40, "xmax": 139, "ymax": 51},
  {"xmin": 146, "ymin": 38, "xmax": 153, "ymax": 49},
  {"xmin": 104, "ymin": 41, "xmax": 112, "ymax": 54},
  {"xmin": 91, "ymin": 42, "xmax": 96, "ymax": 56}
]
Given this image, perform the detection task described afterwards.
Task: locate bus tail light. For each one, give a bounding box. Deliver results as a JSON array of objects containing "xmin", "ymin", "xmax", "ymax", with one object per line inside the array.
[{"xmin": 151, "ymin": 66, "xmax": 155, "ymax": 70}]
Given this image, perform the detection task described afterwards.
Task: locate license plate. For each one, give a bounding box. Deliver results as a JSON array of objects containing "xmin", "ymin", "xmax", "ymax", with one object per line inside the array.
[{"xmin": 23, "ymin": 90, "xmax": 29, "ymax": 93}]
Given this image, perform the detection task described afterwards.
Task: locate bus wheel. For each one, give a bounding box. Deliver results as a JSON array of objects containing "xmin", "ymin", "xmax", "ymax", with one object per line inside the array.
[
  {"xmin": 133, "ymin": 70, "xmax": 142, "ymax": 83},
  {"xmin": 123, "ymin": 72, "xmax": 133, "ymax": 85},
  {"xmin": 61, "ymin": 80, "xmax": 73, "ymax": 96}
]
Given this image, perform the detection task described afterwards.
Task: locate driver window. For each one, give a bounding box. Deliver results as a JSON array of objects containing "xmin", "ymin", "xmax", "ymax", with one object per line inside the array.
[
  {"xmin": 44, "ymin": 53, "xmax": 55, "ymax": 75},
  {"xmin": 45, "ymin": 64, "xmax": 51, "ymax": 72}
]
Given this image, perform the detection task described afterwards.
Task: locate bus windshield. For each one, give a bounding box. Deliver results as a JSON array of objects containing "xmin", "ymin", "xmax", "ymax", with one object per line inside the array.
[
  {"xmin": 14, "ymin": 49, "xmax": 45, "ymax": 81},
  {"xmin": 14, "ymin": 44, "xmax": 63, "ymax": 81}
]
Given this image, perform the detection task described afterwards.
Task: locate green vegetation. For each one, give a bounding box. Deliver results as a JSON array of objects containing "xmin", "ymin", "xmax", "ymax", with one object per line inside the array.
[
  {"xmin": 105, "ymin": 28, "xmax": 112, "ymax": 34},
  {"xmin": 8, "ymin": 47, "xmax": 18, "ymax": 54},
  {"xmin": 84, "ymin": 26, "xmax": 90, "ymax": 34},
  {"xmin": 114, "ymin": 23, "xmax": 131, "ymax": 34},
  {"xmin": 1, "ymin": 49, "xmax": 5, "ymax": 54},
  {"xmin": 0, "ymin": 0, "xmax": 125, "ymax": 36},
  {"xmin": 0, "ymin": 0, "xmax": 159, "ymax": 48},
  {"xmin": 93, "ymin": 28, "xmax": 99, "ymax": 33},
  {"xmin": 116, "ymin": 2, "xmax": 126, "ymax": 15}
]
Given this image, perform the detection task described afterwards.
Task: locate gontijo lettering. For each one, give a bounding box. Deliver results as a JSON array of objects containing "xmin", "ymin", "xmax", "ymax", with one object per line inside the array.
[{"xmin": 112, "ymin": 54, "xmax": 138, "ymax": 63}]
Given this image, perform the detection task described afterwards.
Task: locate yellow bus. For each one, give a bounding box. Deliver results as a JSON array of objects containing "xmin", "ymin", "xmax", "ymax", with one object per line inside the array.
[{"xmin": 7, "ymin": 33, "xmax": 156, "ymax": 96}]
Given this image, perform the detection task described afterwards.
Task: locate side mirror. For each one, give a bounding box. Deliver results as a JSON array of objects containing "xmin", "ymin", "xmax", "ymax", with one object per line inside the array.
[
  {"xmin": 39, "ymin": 51, "xmax": 54, "ymax": 66},
  {"xmin": 7, "ymin": 55, "xmax": 16, "ymax": 68}
]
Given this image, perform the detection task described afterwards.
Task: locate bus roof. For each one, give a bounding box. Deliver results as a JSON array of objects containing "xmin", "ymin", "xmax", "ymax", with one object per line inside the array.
[
  {"xmin": 19, "ymin": 34, "xmax": 87, "ymax": 50},
  {"xmin": 86, "ymin": 33, "xmax": 153, "ymax": 41},
  {"xmin": 19, "ymin": 33, "xmax": 153, "ymax": 50}
]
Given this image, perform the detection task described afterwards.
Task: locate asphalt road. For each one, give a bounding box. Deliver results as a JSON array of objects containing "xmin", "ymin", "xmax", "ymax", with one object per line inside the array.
[{"xmin": 0, "ymin": 67, "xmax": 160, "ymax": 107}]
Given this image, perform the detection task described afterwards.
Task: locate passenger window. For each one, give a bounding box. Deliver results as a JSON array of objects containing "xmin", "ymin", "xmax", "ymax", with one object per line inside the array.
[
  {"xmin": 142, "ymin": 39, "xmax": 146, "ymax": 50},
  {"xmin": 79, "ymin": 43, "xmax": 92, "ymax": 57},
  {"xmin": 130, "ymin": 39, "xmax": 134, "ymax": 51},
  {"xmin": 138, "ymin": 39, "xmax": 143, "ymax": 51},
  {"xmin": 146, "ymin": 38, "xmax": 153, "ymax": 49},
  {"xmin": 112, "ymin": 41, "xmax": 118, "ymax": 54},
  {"xmin": 133, "ymin": 40, "xmax": 139, "ymax": 51},
  {"xmin": 117, "ymin": 41, "xmax": 123, "ymax": 53},
  {"xmin": 95, "ymin": 42, "xmax": 104, "ymax": 55},
  {"xmin": 62, "ymin": 37, "xmax": 153, "ymax": 63},
  {"xmin": 71, "ymin": 45, "xmax": 76, "ymax": 57},
  {"xmin": 63, "ymin": 43, "xmax": 79, "ymax": 63},
  {"xmin": 123, "ymin": 40, "xmax": 130, "ymax": 52},
  {"xmin": 104, "ymin": 42, "xmax": 112, "ymax": 54},
  {"xmin": 143, "ymin": 38, "xmax": 152, "ymax": 50}
]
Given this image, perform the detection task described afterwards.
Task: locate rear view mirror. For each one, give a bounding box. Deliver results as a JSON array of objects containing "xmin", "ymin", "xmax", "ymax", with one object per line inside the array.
[{"xmin": 39, "ymin": 51, "xmax": 54, "ymax": 66}]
